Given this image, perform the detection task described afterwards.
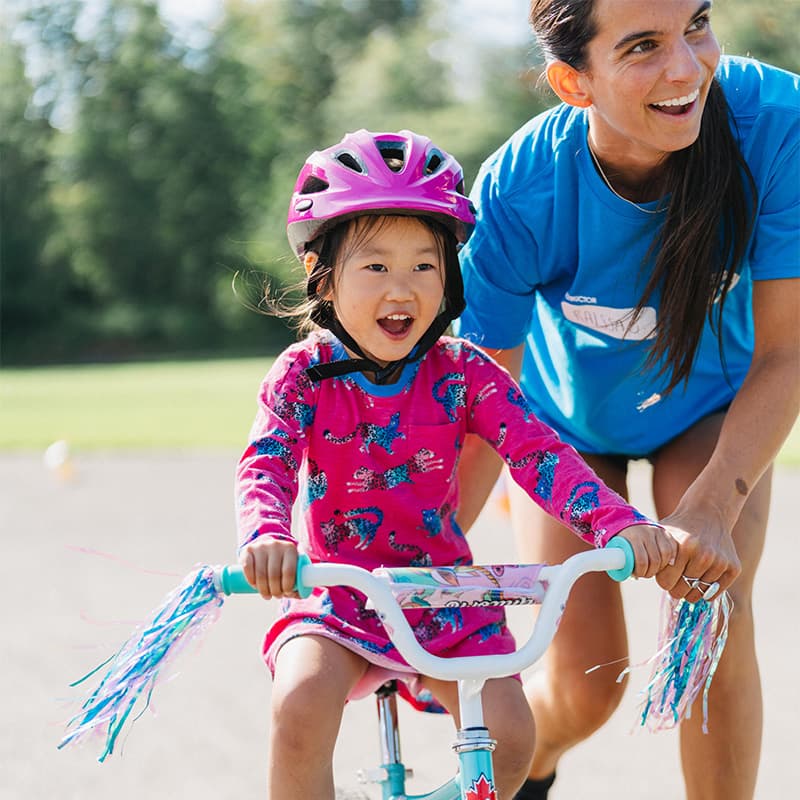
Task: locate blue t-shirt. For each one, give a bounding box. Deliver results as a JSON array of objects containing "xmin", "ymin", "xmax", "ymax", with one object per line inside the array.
[{"xmin": 456, "ymin": 56, "xmax": 800, "ymax": 456}]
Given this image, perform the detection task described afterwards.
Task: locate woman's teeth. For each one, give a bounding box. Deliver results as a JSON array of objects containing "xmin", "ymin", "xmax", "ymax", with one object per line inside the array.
[{"xmin": 652, "ymin": 88, "xmax": 700, "ymax": 108}]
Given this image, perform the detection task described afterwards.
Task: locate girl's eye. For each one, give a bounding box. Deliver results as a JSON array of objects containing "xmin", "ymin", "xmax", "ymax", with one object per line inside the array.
[
  {"xmin": 366, "ymin": 263, "xmax": 387, "ymax": 273},
  {"xmin": 414, "ymin": 262, "xmax": 437, "ymax": 272}
]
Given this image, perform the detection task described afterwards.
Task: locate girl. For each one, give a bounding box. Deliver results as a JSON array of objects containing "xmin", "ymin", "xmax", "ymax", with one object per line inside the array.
[
  {"xmin": 235, "ymin": 129, "xmax": 679, "ymax": 799},
  {"xmin": 454, "ymin": 2, "xmax": 799, "ymax": 799}
]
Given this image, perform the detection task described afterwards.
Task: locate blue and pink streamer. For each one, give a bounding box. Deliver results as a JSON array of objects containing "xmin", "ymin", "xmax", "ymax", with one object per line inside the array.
[{"xmin": 59, "ymin": 566, "xmax": 225, "ymax": 761}]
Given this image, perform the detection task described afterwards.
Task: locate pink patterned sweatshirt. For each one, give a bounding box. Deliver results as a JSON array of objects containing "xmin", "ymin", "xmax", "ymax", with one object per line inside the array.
[{"xmin": 235, "ymin": 332, "xmax": 654, "ymax": 690}]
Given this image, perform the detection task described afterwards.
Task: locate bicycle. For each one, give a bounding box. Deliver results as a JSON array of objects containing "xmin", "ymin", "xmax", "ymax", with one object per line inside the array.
[{"xmin": 215, "ymin": 536, "xmax": 635, "ymax": 799}]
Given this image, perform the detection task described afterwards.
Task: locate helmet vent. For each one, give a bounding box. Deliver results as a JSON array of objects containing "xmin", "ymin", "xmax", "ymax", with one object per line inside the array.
[
  {"xmin": 424, "ymin": 150, "xmax": 444, "ymax": 175},
  {"xmin": 376, "ymin": 141, "xmax": 406, "ymax": 172},
  {"xmin": 335, "ymin": 151, "xmax": 365, "ymax": 173},
  {"xmin": 300, "ymin": 176, "xmax": 329, "ymax": 195}
]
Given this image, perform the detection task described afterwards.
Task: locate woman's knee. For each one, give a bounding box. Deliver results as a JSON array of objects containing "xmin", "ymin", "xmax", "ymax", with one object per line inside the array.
[
  {"xmin": 536, "ymin": 662, "xmax": 626, "ymax": 738},
  {"xmin": 570, "ymin": 671, "xmax": 625, "ymax": 731}
]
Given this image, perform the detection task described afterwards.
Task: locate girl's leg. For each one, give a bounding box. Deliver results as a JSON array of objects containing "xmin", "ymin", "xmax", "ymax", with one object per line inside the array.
[
  {"xmin": 422, "ymin": 675, "xmax": 536, "ymax": 799},
  {"xmin": 508, "ymin": 455, "xmax": 631, "ymax": 784},
  {"xmin": 268, "ymin": 635, "xmax": 369, "ymax": 800},
  {"xmin": 651, "ymin": 411, "xmax": 769, "ymax": 800}
]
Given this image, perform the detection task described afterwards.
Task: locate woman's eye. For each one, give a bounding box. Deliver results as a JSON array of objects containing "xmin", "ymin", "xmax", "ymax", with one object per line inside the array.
[
  {"xmin": 688, "ymin": 13, "xmax": 711, "ymax": 33},
  {"xmin": 630, "ymin": 39, "xmax": 656, "ymax": 55}
]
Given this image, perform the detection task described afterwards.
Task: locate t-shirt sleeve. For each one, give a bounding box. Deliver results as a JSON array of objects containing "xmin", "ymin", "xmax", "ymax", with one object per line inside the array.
[
  {"xmin": 749, "ymin": 129, "xmax": 800, "ymax": 281},
  {"xmin": 455, "ymin": 159, "xmax": 542, "ymax": 349},
  {"xmin": 235, "ymin": 346, "xmax": 316, "ymax": 552},
  {"xmin": 462, "ymin": 345, "xmax": 656, "ymax": 546}
]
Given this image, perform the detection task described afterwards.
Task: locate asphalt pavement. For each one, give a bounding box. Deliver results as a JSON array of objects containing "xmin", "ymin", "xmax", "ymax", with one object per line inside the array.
[{"xmin": 1, "ymin": 453, "xmax": 794, "ymax": 798}]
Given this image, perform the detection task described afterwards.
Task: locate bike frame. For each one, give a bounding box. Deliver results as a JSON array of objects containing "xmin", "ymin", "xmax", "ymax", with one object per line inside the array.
[{"xmin": 216, "ymin": 538, "xmax": 633, "ymax": 799}]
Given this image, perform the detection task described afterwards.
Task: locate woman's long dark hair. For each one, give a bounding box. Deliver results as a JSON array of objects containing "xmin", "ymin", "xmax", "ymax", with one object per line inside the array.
[{"xmin": 529, "ymin": 0, "xmax": 757, "ymax": 393}]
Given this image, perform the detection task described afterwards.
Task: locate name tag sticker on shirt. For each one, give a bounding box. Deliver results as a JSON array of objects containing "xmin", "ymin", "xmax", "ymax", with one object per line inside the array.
[{"xmin": 561, "ymin": 301, "xmax": 657, "ymax": 341}]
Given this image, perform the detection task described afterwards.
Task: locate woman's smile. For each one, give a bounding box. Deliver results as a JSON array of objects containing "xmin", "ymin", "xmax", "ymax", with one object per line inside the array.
[{"xmin": 650, "ymin": 86, "xmax": 700, "ymax": 115}]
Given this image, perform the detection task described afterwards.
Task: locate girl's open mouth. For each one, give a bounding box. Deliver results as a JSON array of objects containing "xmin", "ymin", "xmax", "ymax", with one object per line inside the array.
[{"xmin": 378, "ymin": 314, "xmax": 413, "ymax": 336}]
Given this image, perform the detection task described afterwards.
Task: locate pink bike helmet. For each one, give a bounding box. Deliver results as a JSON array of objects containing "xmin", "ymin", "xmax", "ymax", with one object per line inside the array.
[
  {"xmin": 287, "ymin": 130, "xmax": 476, "ymax": 384},
  {"xmin": 287, "ymin": 128, "xmax": 475, "ymax": 257}
]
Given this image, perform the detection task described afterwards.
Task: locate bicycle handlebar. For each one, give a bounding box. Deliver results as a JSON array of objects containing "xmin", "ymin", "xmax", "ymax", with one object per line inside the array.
[{"xmin": 214, "ymin": 537, "xmax": 634, "ymax": 683}]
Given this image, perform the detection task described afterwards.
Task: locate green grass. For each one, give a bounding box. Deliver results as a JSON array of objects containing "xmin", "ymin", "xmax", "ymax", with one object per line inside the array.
[
  {"xmin": 0, "ymin": 357, "xmax": 273, "ymax": 450},
  {"xmin": 1, "ymin": 358, "xmax": 798, "ymax": 465}
]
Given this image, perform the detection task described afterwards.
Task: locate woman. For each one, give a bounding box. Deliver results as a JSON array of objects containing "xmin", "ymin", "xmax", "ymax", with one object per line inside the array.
[{"xmin": 455, "ymin": 1, "xmax": 799, "ymax": 799}]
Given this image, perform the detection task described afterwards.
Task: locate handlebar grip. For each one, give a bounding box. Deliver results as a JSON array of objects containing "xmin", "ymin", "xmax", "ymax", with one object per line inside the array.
[
  {"xmin": 216, "ymin": 564, "xmax": 257, "ymax": 595},
  {"xmin": 294, "ymin": 553, "xmax": 313, "ymax": 598},
  {"xmin": 604, "ymin": 536, "xmax": 635, "ymax": 581},
  {"xmin": 215, "ymin": 553, "xmax": 314, "ymax": 597}
]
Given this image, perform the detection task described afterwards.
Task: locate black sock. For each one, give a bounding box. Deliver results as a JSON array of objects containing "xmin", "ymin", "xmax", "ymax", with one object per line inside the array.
[{"xmin": 513, "ymin": 772, "xmax": 557, "ymax": 800}]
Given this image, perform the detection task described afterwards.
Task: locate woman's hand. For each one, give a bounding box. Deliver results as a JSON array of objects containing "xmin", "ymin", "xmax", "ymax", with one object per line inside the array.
[
  {"xmin": 617, "ymin": 523, "xmax": 678, "ymax": 578},
  {"xmin": 654, "ymin": 506, "xmax": 741, "ymax": 603},
  {"xmin": 239, "ymin": 538, "xmax": 300, "ymax": 600}
]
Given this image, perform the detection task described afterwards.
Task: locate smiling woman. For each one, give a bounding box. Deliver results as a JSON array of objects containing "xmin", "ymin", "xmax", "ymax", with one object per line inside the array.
[{"xmin": 454, "ymin": 2, "xmax": 799, "ymax": 799}]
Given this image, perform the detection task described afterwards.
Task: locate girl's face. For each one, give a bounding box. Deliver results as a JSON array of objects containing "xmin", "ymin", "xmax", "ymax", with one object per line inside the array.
[
  {"xmin": 579, "ymin": 0, "xmax": 721, "ymax": 165},
  {"xmin": 329, "ymin": 216, "xmax": 446, "ymax": 369}
]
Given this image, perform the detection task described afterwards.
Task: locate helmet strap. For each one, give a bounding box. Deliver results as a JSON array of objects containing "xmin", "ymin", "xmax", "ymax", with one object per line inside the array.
[{"xmin": 304, "ymin": 309, "xmax": 453, "ymax": 385}]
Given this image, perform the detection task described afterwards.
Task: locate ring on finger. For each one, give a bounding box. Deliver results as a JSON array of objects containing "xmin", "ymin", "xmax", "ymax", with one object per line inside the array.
[{"xmin": 682, "ymin": 575, "xmax": 720, "ymax": 601}]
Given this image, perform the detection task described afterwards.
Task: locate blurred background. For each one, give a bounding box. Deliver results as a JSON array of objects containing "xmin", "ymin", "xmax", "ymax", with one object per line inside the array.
[{"xmin": 2, "ymin": 0, "xmax": 798, "ymax": 368}]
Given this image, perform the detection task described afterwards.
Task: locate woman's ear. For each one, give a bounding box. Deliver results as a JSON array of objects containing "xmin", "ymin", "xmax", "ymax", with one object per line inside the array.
[{"xmin": 546, "ymin": 60, "xmax": 592, "ymax": 108}]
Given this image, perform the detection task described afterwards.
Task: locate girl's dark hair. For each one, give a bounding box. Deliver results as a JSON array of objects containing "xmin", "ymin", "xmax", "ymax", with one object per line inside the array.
[
  {"xmin": 270, "ymin": 214, "xmax": 458, "ymax": 336},
  {"xmin": 529, "ymin": 0, "xmax": 758, "ymax": 393}
]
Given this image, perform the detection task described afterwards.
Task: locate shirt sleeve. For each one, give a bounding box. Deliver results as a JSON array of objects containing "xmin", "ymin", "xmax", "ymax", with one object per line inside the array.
[
  {"xmin": 235, "ymin": 346, "xmax": 317, "ymax": 552},
  {"xmin": 749, "ymin": 133, "xmax": 800, "ymax": 281},
  {"xmin": 462, "ymin": 345, "xmax": 657, "ymax": 547},
  {"xmin": 455, "ymin": 157, "xmax": 543, "ymax": 349}
]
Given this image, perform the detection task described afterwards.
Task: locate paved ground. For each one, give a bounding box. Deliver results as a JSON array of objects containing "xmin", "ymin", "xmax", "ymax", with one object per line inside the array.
[{"xmin": 1, "ymin": 452, "xmax": 795, "ymax": 798}]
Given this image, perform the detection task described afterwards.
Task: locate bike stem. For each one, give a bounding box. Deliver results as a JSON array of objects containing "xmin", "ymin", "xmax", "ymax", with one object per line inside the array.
[{"xmin": 453, "ymin": 678, "xmax": 497, "ymax": 798}]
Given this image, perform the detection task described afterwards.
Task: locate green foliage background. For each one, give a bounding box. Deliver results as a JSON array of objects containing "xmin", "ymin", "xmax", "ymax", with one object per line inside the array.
[{"xmin": 1, "ymin": 0, "xmax": 798, "ymax": 366}]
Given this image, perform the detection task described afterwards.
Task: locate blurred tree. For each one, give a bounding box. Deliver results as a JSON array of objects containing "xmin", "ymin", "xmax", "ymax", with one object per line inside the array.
[
  {"xmin": 1, "ymin": 0, "xmax": 795, "ymax": 364},
  {"xmin": 56, "ymin": 0, "xmax": 250, "ymax": 354},
  {"xmin": 713, "ymin": 0, "xmax": 799, "ymax": 74},
  {"xmin": 0, "ymin": 27, "xmax": 79, "ymax": 363},
  {"xmin": 4, "ymin": 0, "xmax": 262, "ymax": 361}
]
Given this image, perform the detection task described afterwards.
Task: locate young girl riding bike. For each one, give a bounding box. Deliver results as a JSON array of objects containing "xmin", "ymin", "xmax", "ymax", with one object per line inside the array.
[{"xmin": 235, "ymin": 129, "xmax": 680, "ymax": 799}]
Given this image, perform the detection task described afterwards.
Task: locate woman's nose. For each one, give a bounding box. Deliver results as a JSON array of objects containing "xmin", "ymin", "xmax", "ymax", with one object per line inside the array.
[{"xmin": 665, "ymin": 38, "xmax": 703, "ymax": 85}]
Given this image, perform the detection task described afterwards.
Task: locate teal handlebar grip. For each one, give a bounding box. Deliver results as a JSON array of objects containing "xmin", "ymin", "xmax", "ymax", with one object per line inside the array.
[
  {"xmin": 216, "ymin": 553, "xmax": 313, "ymax": 597},
  {"xmin": 294, "ymin": 553, "xmax": 313, "ymax": 598},
  {"xmin": 217, "ymin": 564, "xmax": 257, "ymax": 595},
  {"xmin": 604, "ymin": 536, "xmax": 635, "ymax": 581}
]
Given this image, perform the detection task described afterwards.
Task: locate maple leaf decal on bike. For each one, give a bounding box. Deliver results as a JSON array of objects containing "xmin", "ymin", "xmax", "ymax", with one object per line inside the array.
[{"xmin": 465, "ymin": 774, "xmax": 497, "ymax": 800}]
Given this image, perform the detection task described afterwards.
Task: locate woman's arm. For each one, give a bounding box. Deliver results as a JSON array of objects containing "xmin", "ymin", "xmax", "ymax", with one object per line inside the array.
[
  {"xmin": 456, "ymin": 344, "xmax": 524, "ymax": 532},
  {"xmin": 658, "ymin": 277, "xmax": 800, "ymax": 595}
]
